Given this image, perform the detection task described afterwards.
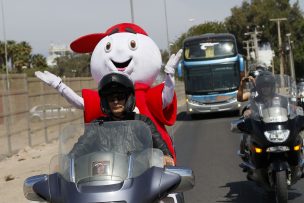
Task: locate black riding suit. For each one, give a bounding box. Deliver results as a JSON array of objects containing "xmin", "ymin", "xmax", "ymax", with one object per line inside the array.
[{"xmin": 69, "ymin": 112, "xmax": 172, "ymax": 159}]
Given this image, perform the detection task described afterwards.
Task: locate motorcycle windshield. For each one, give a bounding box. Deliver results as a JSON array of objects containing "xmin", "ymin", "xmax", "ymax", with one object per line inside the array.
[
  {"xmin": 297, "ymin": 83, "xmax": 304, "ymax": 96},
  {"xmin": 249, "ymin": 74, "xmax": 297, "ymax": 123},
  {"xmin": 49, "ymin": 120, "xmax": 164, "ymax": 185}
]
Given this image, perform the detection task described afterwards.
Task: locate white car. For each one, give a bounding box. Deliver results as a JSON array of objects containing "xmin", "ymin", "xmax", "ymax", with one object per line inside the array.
[{"xmin": 30, "ymin": 104, "xmax": 76, "ymax": 121}]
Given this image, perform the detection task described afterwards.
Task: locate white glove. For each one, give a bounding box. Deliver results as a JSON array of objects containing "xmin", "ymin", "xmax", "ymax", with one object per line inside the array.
[
  {"xmin": 35, "ymin": 71, "xmax": 84, "ymax": 109},
  {"xmin": 162, "ymin": 49, "xmax": 183, "ymax": 109},
  {"xmin": 35, "ymin": 71, "xmax": 62, "ymax": 89},
  {"xmin": 164, "ymin": 49, "xmax": 183, "ymax": 75}
]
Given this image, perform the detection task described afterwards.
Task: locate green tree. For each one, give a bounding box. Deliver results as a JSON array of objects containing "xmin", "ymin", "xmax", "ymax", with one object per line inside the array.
[
  {"xmin": 6, "ymin": 40, "xmax": 17, "ymax": 69},
  {"xmin": 0, "ymin": 41, "xmax": 5, "ymax": 68},
  {"xmin": 0, "ymin": 40, "xmax": 34, "ymax": 73},
  {"xmin": 225, "ymin": 0, "xmax": 304, "ymax": 77},
  {"xmin": 0, "ymin": 40, "xmax": 17, "ymax": 70},
  {"xmin": 160, "ymin": 49, "xmax": 170, "ymax": 66},
  {"xmin": 31, "ymin": 54, "xmax": 47, "ymax": 68},
  {"xmin": 55, "ymin": 53, "xmax": 91, "ymax": 77},
  {"xmin": 13, "ymin": 41, "xmax": 32, "ymax": 73},
  {"xmin": 169, "ymin": 22, "xmax": 227, "ymax": 55}
]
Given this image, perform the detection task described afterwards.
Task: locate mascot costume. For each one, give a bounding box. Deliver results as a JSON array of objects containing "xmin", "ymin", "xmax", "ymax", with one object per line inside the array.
[{"xmin": 35, "ymin": 23, "xmax": 182, "ymax": 161}]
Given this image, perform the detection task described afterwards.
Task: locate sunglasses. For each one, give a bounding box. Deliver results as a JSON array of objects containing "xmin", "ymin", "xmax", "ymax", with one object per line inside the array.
[{"xmin": 106, "ymin": 93, "xmax": 127, "ymax": 102}]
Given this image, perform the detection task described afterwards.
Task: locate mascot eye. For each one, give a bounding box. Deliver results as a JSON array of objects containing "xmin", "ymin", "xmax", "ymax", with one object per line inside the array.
[
  {"xmin": 105, "ymin": 42, "xmax": 112, "ymax": 52},
  {"xmin": 129, "ymin": 40, "xmax": 137, "ymax": 50}
]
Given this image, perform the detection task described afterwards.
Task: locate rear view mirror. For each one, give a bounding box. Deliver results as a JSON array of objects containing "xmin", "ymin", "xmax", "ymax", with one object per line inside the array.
[
  {"xmin": 23, "ymin": 174, "xmax": 48, "ymax": 201},
  {"xmin": 165, "ymin": 166, "xmax": 195, "ymax": 193},
  {"xmin": 231, "ymin": 119, "xmax": 243, "ymax": 133},
  {"xmin": 231, "ymin": 118, "xmax": 251, "ymax": 134}
]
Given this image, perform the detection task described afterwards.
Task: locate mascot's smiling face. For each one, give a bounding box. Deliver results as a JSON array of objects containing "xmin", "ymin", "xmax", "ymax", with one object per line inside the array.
[{"xmin": 90, "ymin": 32, "xmax": 162, "ymax": 86}]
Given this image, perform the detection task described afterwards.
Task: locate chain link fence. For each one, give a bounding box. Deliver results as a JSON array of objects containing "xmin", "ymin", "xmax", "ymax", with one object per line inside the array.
[{"xmin": 0, "ymin": 74, "xmax": 185, "ymax": 159}]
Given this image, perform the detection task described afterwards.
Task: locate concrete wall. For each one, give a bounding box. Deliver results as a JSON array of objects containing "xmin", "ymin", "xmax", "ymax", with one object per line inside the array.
[{"xmin": 0, "ymin": 74, "xmax": 185, "ymax": 159}]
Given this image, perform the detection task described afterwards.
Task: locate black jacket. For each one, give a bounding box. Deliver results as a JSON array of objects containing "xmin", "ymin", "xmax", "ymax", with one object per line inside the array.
[{"xmin": 69, "ymin": 112, "xmax": 171, "ymax": 159}]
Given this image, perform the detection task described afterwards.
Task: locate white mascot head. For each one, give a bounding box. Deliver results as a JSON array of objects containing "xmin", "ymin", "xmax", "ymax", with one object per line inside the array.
[{"xmin": 70, "ymin": 23, "xmax": 162, "ymax": 86}]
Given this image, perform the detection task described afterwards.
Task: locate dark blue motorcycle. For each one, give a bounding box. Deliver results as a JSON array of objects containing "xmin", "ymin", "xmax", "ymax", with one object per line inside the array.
[{"xmin": 23, "ymin": 120, "xmax": 194, "ymax": 203}]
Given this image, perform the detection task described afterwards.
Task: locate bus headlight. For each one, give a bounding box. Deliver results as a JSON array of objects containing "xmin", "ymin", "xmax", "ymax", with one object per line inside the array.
[
  {"xmin": 264, "ymin": 130, "xmax": 290, "ymax": 143},
  {"xmin": 227, "ymin": 97, "xmax": 237, "ymax": 103}
]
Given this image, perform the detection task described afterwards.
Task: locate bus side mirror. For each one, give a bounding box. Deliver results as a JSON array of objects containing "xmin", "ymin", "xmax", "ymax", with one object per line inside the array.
[
  {"xmin": 239, "ymin": 54, "xmax": 245, "ymax": 73},
  {"xmin": 177, "ymin": 61, "xmax": 183, "ymax": 78}
]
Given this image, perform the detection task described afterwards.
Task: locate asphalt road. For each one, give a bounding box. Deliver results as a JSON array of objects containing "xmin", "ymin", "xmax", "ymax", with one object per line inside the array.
[{"xmin": 172, "ymin": 106, "xmax": 304, "ymax": 203}]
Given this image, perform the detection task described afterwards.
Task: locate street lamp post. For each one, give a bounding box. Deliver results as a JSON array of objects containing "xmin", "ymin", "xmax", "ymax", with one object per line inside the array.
[
  {"xmin": 1, "ymin": 0, "xmax": 9, "ymax": 89},
  {"xmin": 163, "ymin": 0, "xmax": 170, "ymax": 56},
  {"xmin": 286, "ymin": 33, "xmax": 295, "ymax": 80},
  {"xmin": 129, "ymin": 0, "xmax": 135, "ymax": 23}
]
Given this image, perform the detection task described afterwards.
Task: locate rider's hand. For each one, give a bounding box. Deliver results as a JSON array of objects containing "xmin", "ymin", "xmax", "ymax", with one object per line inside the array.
[
  {"xmin": 243, "ymin": 109, "xmax": 252, "ymax": 118},
  {"xmin": 164, "ymin": 49, "xmax": 183, "ymax": 75},
  {"xmin": 240, "ymin": 77, "xmax": 247, "ymax": 87},
  {"xmin": 247, "ymin": 76, "xmax": 255, "ymax": 83},
  {"xmin": 164, "ymin": 155, "xmax": 175, "ymax": 166},
  {"xmin": 35, "ymin": 71, "xmax": 62, "ymax": 89}
]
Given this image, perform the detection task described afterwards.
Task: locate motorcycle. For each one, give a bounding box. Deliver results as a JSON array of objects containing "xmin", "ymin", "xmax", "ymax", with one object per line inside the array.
[
  {"xmin": 231, "ymin": 74, "xmax": 304, "ymax": 203},
  {"xmin": 297, "ymin": 82, "xmax": 304, "ymax": 109},
  {"xmin": 23, "ymin": 120, "xmax": 194, "ymax": 203}
]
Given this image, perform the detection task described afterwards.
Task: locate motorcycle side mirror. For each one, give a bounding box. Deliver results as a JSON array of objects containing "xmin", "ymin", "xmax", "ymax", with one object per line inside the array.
[
  {"xmin": 231, "ymin": 119, "xmax": 242, "ymax": 133},
  {"xmin": 164, "ymin": 166, "xmax": 195, "ymax": 193},
  {"xmin": 23, "ymin": 174, "xmax": 49, "ymax": 202},
  {"xmin": 231, "ymin": 118, "xmax": 251, "ymax": 134}
]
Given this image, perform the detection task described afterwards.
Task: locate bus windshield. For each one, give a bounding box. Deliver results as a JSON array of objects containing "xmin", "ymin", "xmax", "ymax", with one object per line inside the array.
[
  {"xmin": 184, "ymin": 63, "xmax": 239, "ymax": 94},
  {"xmin": 184, "ymin": 38, "xmax": 237, "ymax": 60}
]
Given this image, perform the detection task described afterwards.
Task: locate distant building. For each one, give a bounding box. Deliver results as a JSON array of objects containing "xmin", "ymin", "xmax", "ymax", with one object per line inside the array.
[{"xmin": 46, "ymin": 43, "xmax": 71, "ymax": 67}]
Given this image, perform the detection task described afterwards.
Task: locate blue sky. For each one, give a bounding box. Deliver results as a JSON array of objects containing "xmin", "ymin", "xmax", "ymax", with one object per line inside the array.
[{"xmin": 0, "ymin": 0, "xmax": 303, "ymax": 56}]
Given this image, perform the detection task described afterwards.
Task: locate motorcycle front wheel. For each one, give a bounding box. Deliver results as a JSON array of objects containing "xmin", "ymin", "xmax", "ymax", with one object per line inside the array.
[{"xmin": 274, "ymin": 171, "xmax": 288, "ymax": 203}]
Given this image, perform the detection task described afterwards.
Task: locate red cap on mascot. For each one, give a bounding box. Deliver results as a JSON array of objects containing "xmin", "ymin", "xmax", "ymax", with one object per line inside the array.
[{"xmin": 70, "ymin": 23, "xmax": 148, "ymax": 53}]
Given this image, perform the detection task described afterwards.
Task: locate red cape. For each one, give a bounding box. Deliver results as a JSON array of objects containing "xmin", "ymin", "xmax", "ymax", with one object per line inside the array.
[{"xmin": 82, "ymin": 82, "xmax": 177, "ymax": 160}]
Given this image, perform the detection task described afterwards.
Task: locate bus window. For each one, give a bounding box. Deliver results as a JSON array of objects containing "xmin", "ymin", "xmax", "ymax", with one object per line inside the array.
[
  {"xmin": 185, "ymin": 48, "xmax": 190, "ymax": 59},
  {"xmin": 205, "ymin": 46, "xmax": 214, "ymax": 58},
  {"xmin": 190, "ymin": 46, "xmax": 204, "ymax": 59}
]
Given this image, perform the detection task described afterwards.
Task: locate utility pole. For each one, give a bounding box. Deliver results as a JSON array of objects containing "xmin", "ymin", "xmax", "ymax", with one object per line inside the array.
[
  {"xmin": 244, "ymin": 26, "xmax": 262, "ymax": 62},
  {"xmin": 129, "ymin": 0, "xmax": 135, "ymax": 23},
  {"xmin": 243, "ymin": 40, "xmax": 251, "ymax": 61},
  {"xmin": 286, "ymin": 33, "xmax": 295, "ymax": 80},
  {"xmin": 243, "ymin": 40, "xmax": 252, "ymax": 74},
  {"xmin": 270, "ymin": 18, "xmax": 287, "ymax": 76}
]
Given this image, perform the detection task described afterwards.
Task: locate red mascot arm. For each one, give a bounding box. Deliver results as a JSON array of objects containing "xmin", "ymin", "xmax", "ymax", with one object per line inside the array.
[
  {"xmin": 82, "ymin": 89, "xmax": 105, "ymax": 123},
  {"xmin": 146, "ymin": 83, "xmax": 177, "ymax": 126}
]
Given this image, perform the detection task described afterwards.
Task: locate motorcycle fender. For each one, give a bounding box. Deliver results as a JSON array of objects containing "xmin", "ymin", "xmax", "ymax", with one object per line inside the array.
[{"xmin": 268, "ymin": 160, "xmax": 290, "ymax": 172}]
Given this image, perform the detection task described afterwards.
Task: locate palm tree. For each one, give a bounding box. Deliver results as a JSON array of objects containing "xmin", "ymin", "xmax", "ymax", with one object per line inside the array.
[
  {"xmin": 6, "ymin": 40, "xmax": 16, "ymax": 69},
  {"xmin": 13, "ymin": 41, "xmax": 32, "ymax": 72},
  {"xmin": 0, "ymin": 41, "xmax": 5, "ymax": 69},
  {"xmin": 31, "ymin": 54, "xmax": 47, "ymax": 68}
]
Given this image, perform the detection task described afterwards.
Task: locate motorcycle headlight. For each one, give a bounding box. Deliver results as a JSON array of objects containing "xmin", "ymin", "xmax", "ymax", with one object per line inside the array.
[{"xmin": 264, "ymin": 130, "xmax": 290, "ymax": 143}]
